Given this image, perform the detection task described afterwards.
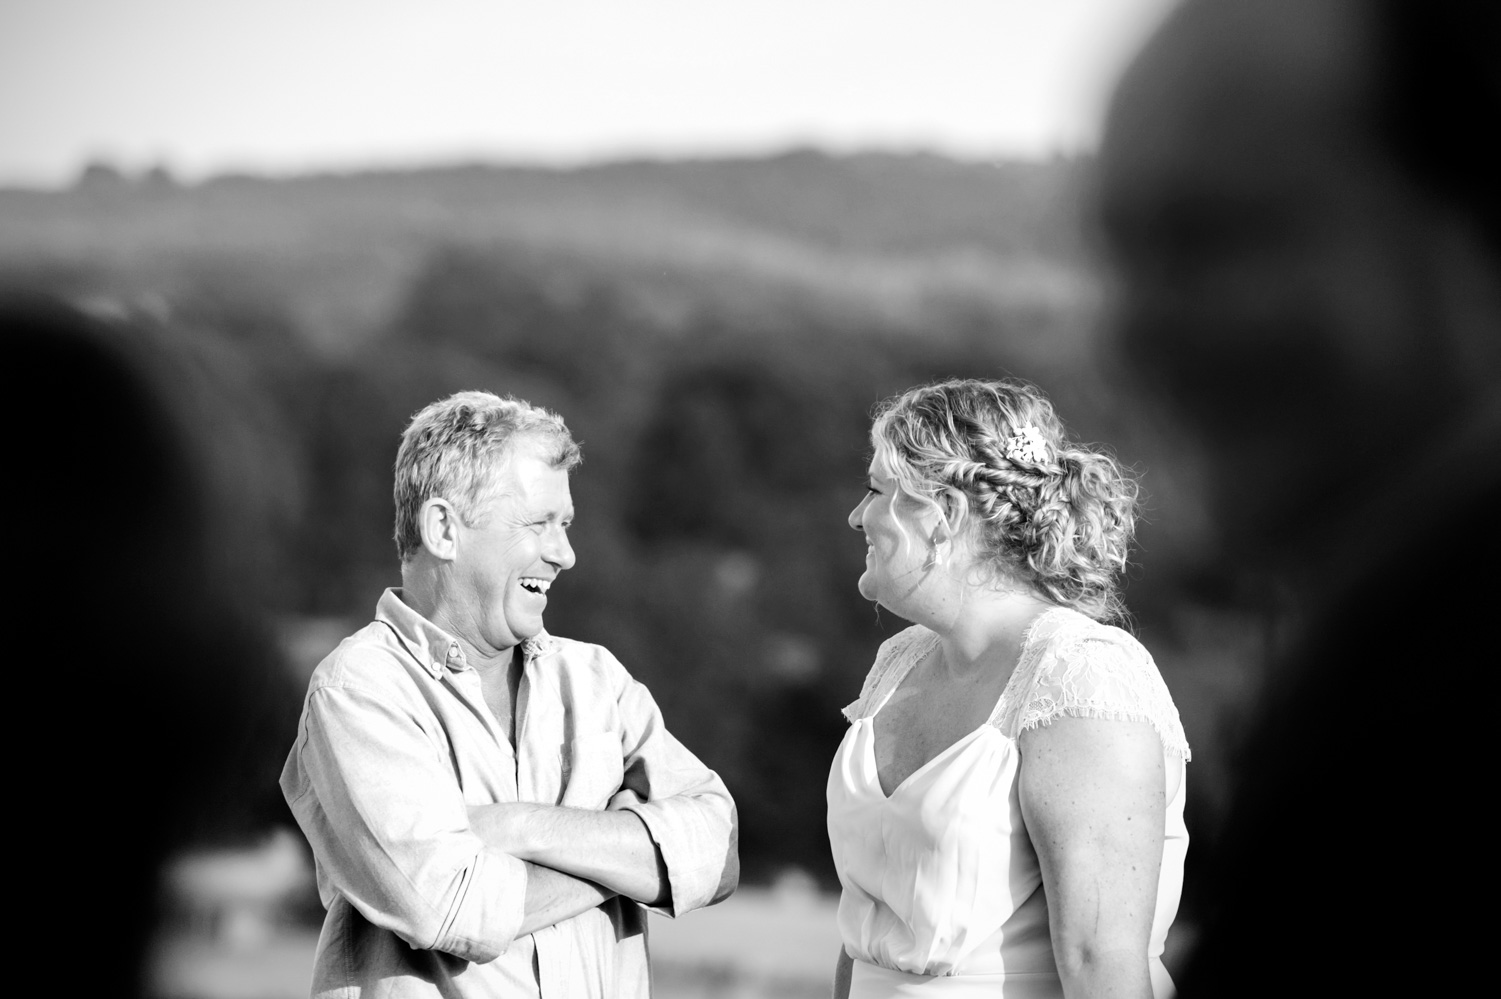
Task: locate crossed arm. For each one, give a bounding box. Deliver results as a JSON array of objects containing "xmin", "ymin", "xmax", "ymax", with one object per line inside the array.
[
  {"xmin": 290, "ymin": 677, "xmax": 736, "ymax": 963},
  {"xmin": 469, "ymin": 674, "xmax": 740, "ymax": 937},
  {"xmin": 469, "ymin": 793, "xmax": 671, "ymax": 935}
]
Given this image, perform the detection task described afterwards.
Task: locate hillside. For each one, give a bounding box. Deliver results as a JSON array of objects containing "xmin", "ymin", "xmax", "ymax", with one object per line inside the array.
[{"xmin": 0, "ymin": 150, "xmax": 1100, "ymax": 365}]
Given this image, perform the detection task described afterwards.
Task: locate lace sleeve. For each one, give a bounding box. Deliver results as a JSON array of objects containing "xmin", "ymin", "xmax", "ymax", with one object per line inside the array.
[
  {"xmin": 1012, "ymin": 625, "xmax": 1191, "ymax": 762},
  {"xmin": 841, "ymin": 626, "xmax": 931, "ymax": 723}
]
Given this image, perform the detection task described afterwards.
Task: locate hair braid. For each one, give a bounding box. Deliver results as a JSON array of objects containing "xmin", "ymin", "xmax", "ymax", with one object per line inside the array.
[{"xmin": 870, "ymin": 378, "xmax": 1140, "ymax": 623}]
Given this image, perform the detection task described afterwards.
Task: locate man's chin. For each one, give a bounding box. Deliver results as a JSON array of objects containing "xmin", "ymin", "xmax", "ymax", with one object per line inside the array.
[{"xmin": 487, "ymin": 616, "xmax": 544, "ymax": 651}]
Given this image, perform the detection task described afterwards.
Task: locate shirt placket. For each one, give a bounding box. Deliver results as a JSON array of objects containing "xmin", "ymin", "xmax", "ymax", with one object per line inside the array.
[
  {"xmin": 444, "ymin": 642, "xmax": 551, "ymax": 994},
  {"xmin": 441, "ymin": 640, "xmax": 520, "ymax": 802},
  {"xmin": 516, "ymin": 645, "xmax": 579, "ymax": 998}
]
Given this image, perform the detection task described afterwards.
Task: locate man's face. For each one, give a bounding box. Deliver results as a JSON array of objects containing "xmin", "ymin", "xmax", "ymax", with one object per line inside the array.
[{"xmin": 448, "ymin": 450, "xmax": 576, "ymax": 655}]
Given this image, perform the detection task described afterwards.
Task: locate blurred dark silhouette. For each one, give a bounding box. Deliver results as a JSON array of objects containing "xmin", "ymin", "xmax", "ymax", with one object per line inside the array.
[
  {"xmin": 3, "ymin": 292, "xmax": 299, "ymax": 996},
  {"xmin": 1098, "ymin": 0, "xmax": 1501, "ymax": 993}
]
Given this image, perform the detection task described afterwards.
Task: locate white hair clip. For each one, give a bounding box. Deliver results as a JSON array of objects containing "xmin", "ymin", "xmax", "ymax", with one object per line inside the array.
[{"xmin": 1004, "ymin": 426, "xmax": 1048, "ymax": 464}]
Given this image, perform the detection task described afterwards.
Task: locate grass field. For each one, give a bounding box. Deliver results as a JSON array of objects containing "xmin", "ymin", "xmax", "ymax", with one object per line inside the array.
[{"xmin": 149, "ymin": 884, "xmax": 842, "ymax": 999}]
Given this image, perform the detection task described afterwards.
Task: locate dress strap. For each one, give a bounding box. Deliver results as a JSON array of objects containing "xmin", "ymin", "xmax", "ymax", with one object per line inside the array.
[
  {"xmin": 993, "ymin": 609, "xmax": 1190, "ymax": 762},
  {"xmin": 842, "ymin": 626, "xmax": 938, "ymax": 723}
]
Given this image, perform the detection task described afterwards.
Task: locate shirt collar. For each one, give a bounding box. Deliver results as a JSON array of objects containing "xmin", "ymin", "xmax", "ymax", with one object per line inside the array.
[
  {"xmin": 523, "ymin": 631, "xmax": 559, "ymax": 660},
  {"xmin": 376, "ymin": 588, "xmax": 559, "ymax": 677}
]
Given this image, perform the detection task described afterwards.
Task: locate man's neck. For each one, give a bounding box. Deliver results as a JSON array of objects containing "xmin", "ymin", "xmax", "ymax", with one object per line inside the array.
[
  {"xmin": 398, "ymin": 562, "xmax": 519, "ymax": 671},
  {"xmin": 398, "ymin": 559, "xmax": 444, "ymax": 625}
]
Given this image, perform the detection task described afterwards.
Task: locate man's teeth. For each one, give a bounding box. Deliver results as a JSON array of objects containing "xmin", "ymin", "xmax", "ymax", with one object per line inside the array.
[{"xmin": 520, "ymin": 579, "xmax": 551, "ymax": 594}]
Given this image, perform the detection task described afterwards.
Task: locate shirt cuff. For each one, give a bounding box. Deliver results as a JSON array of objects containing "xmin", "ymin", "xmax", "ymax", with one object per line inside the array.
[
  {"xmin": 432, "ymin": 847, "xmax": 528, "ymax": 962},
  {"xmin": 619, "ymin": 796, "xmax": 732, "ymax": 917}
]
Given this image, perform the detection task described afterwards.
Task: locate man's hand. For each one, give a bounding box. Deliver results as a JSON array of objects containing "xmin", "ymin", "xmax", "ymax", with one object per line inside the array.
[
  {"xmin": 607, "ymin": 788, "xmax": 644, "ymax": 810},
  {"xmin": 515, "ymin": 863, "xmax": 617, "ymax": 937}
]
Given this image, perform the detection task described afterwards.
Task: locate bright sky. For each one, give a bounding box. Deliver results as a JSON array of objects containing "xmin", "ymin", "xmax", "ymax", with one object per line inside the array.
[{"xmin": 0, "ymin": 0, "xmax": 1178, "ymax": 187}]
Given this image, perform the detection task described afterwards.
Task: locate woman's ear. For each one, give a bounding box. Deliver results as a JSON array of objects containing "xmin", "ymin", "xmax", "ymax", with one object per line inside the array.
[
  {"xmin": 937, "ymin": 486, "xmax": 969, "ymax": 538},
  {"xmin": 419, "ymin": 498, "xmax": 461, "ymax": 561}
]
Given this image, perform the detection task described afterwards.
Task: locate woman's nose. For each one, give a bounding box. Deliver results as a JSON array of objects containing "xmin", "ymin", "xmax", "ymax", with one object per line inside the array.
[{"xmin": 848, "ymin": 496, "xmax": 866, "ymax": 530}]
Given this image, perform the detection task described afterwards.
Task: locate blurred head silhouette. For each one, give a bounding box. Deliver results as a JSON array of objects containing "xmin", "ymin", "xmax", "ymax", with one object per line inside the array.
[
  {"xmin": 1096, "ymin": 4, "xmax": 1501, "ymax": 994},
  {"xmin": 9, "ymin": 295, "xmax": 208, "ymax": 598},
  {"xmin": 1098, "ymin": 0, "xmax": 1501, "ymax": 579},
  {"xmin": 4, "ymin": 291, "xmax": 294, "ymax": 996}
]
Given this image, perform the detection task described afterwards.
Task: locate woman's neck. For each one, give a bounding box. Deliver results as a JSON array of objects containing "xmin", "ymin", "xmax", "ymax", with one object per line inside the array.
[{"xmin": 929, "ymin": 585, "xmax": 1056, "ymax": 676}]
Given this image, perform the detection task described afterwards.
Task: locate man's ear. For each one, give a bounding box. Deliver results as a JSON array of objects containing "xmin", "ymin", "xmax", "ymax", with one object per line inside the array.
[{"xmin": 419, "ymin": 498, "xmax": 461, "ymax": 561}]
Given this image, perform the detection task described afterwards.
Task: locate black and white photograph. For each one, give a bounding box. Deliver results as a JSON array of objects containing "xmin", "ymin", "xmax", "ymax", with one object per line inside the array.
[{"xmin": 4, "ymin": 1, "xmax": 1496, "ymax": 996}]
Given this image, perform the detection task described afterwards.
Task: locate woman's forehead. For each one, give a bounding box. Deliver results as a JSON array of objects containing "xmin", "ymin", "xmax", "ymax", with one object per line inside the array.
[{"xmin": 870, "ymin": 448, "xmax": 907, "ymax": 478}]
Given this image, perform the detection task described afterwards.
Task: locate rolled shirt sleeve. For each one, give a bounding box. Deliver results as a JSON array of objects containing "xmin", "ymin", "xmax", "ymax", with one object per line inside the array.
[
  {"xmin": 610, "ymin": 675, "xmax": 738, "ymax": 916},
  {"xmin": 283, "ymin": 681, "xmax": 528, "ymax": 962}
]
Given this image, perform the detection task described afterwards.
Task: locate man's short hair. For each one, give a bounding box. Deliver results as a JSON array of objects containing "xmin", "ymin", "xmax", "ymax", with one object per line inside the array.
[{"xmin": 393, "ymin": 391, "xmax": 581, "ymax": 562}]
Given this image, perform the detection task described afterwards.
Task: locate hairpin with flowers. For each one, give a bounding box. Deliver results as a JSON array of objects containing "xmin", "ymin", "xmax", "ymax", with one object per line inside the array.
[{"xmin": 1003, "ymin": 425, "xmax": 1049, "ymax": 465}]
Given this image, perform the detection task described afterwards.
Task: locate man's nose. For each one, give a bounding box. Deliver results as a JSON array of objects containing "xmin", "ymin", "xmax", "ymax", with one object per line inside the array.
[{"xmin": 548, "ymin": 528, "xmax": 576, "ymax": 571}]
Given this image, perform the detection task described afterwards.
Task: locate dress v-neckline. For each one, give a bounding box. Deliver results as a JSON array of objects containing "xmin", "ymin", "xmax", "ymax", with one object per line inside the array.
[
  {"xmin": 865, "ymin": 719, "xmax": 994, "ymax": 799},
  {"xmin": 866, "ymin": 607, "xmax": 1064, "ymax": 799}
]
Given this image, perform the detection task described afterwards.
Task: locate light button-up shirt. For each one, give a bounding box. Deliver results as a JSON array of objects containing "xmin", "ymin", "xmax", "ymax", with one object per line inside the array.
[{"xmin": 281, "ymin": 588, "xmax": 737, "ymax": 998}]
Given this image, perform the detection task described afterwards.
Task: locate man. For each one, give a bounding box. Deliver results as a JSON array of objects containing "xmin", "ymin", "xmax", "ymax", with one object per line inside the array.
[
  {"xmin": 281, "ymin": 391, "xmax": 738, "ymax": 997},
  {"xmin": 1098, "ymin": 0, "xmax": 1499, "ymax": 994}
]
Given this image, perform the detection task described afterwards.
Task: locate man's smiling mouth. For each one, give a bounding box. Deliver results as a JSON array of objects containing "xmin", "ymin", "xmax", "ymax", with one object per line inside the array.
[{"xmin": 520, "ymin": 578, "xmax": 552, "ymax": 594}]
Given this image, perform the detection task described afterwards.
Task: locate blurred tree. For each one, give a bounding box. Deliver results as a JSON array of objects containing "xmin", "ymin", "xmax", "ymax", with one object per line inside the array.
[
  {"xmin": 391, "ymin": 245, "xmax": 654, "ymax": 398},
  {"xmin": 75, "ymin": 159, "xmax": 128, "ymax": 192}
]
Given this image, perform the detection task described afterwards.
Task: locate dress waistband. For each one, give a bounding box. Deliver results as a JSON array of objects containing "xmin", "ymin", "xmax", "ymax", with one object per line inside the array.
[{"xmin": 850, "ymin": 959, "xmax": 1063, "ymax": 999}]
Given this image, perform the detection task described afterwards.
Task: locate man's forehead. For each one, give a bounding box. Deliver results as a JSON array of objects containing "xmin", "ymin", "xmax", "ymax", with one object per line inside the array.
[{"xmin": 480, "ymin": 453, "xmax": 572, "ymax": 507}]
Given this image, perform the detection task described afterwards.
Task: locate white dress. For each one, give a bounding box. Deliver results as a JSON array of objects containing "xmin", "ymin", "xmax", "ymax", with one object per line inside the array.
[{"xmin": 826, "ymin": 608, "xmax": 1191, "ymax": 998}]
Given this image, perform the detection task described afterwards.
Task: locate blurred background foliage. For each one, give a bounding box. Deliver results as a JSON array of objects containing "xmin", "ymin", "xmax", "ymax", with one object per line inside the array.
[{"xmin": 0, "ymin": 149, "xmax": 1258, "ymax": 897}]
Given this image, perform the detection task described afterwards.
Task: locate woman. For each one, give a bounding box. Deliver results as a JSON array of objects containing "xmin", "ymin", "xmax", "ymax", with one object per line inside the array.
[{"xmin": 828, "ymin": 378, "xmax": 1189, "ymax": 998}]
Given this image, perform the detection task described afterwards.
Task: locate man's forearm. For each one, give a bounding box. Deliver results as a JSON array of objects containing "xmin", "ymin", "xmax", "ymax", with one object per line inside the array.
[
  {"xmin": 516, "ymin": 862, "xmax": 618, "ymax": 937},
  {"xmin": 471, "ymin": 803, "xmax": 669, "ymax": 905}
]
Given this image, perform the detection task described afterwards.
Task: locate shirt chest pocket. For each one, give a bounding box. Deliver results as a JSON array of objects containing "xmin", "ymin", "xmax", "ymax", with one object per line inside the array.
[{"xmin": 559, "ymin": 731, "xmax": 625, "ymax": 809}]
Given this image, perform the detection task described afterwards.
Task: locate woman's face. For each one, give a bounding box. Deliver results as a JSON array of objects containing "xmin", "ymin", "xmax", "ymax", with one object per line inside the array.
[{"xmin": 848, "ymin": 456, "xmax": 935, "ymax": 615}]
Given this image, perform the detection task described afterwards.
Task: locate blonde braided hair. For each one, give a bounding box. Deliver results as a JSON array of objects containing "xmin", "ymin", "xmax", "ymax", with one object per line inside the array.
[{"xmin": 870, "ymin": 378, "xmax": 1139, "ymax": 623}]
